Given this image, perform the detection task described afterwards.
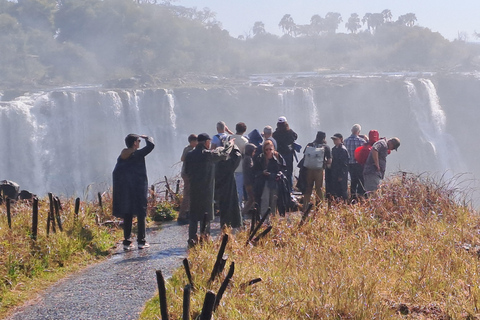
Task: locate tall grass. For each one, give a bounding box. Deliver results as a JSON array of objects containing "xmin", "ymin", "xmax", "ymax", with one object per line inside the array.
[
  {"xmin": 0, "ymin": 194, "xmax": 122, "ymax": 316},
  {"xmin": 141, "ymin": 173, "xmax": 480, "ymax": 319}
]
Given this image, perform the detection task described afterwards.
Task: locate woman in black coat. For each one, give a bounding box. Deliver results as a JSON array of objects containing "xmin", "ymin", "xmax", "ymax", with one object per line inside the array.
[
  {"xmin": 113, "ymin": 134, "xmax": 154, "ymax": 250},
  {"xmin": 253, "ymin": 140, "xmax": 286, "ymax": 216}
]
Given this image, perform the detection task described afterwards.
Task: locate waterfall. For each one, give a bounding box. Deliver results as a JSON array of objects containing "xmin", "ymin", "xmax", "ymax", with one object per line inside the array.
[
  {"xmin": 405, "ymin": 78, "xmax": 464, "ymax": 175},
  {"xmin": 166, "ymin": 89, "xmax": 177, "ymax": 132},
  {"xmin": 277, "ymin": 87, "xmax": 320, "ymax": 134},
  {"xmin": 0, "ymin": 89, "xmax": 181, "ymax": 198}
]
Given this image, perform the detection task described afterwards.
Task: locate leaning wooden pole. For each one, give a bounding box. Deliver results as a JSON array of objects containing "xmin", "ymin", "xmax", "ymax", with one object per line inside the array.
[
  {"xmin": 209, "ymin": 234, "xmax": 229, "ymax": 283},
  {"xmin": 247, "ymin": 207, "xmax": 271, "ymax": 245},
  {"xmin": 32, "ymin": 197, "xmax": 38, "ymax": 241},
  {"xmin": 252, "ymin": 225, "xmax": 273, "ymax": 245},
  {"xmin": 213, "ymin": 262, "xmax": 235, "ymax": 311},
  {"xmin": 54, "ymin": 196, "xmax": 63, "ymax": 232},
  {"xmin": 155, "ymin": 269, "xmax": 169, "ymax": 320},
  {"xmin": 182, "ymin": 258, "xmax": 195, "ymax": 290}
]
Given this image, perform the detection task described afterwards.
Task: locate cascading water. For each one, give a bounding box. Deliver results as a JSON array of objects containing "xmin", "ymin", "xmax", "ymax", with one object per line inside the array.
[
  {"xmin": 405, "ymin": 78, "xmax": 465, "ymax": 176},
  {"xmin": 1, "ymin": 74, "xmax": 479, "ymax": 205},
  {"xmin": 0, "ymin": 88, "xmax": 182, "ymax": 198},
  {"xmin": 277, "ymin": 87, "xmax": 320, "ymax": 133}
]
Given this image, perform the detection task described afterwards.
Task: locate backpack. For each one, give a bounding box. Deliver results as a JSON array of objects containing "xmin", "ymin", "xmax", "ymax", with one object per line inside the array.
[
  {"xmin": 354, "ymin": 145, "xmax": 371, "ymax": 165},
  {"xmin": 303, "ymin": 145, "xmax": 325, "ymax": 169},
  {"xmin": 214, "ymin": 133, "xmax": 228, "ymax": 147}
]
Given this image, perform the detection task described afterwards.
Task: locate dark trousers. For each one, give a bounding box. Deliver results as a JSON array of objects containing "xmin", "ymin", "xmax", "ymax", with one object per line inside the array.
[
  {"xmin": 188, "ymin": 219, "xmax": 211, "ymax": 242},
  {"xmin": 348, "ymin": 163, "xmax": 365, "ymax": 197},
  {"xmin": 123, "ymin": 215, "xmax": 146, "ymax": 245}
]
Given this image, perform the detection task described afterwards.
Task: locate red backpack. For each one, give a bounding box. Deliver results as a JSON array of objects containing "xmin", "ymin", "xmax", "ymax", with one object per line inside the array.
[{"xmin": 354, "ymin": 145, "xmax": 371, "ymax": 165}]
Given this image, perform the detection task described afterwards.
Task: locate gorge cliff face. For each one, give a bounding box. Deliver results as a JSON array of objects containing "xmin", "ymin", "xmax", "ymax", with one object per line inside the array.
[{"xmin": 0, "ymin": 73, "xmax": 478, "ymax": 202}]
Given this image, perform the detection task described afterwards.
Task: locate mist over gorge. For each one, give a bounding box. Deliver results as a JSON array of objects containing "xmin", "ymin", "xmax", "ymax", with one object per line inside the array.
[{"xmin": 0, "ymin": 72, "xmax": 478, "ymax": 204}]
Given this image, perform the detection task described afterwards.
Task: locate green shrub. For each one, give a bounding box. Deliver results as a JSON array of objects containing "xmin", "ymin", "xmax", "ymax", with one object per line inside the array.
[{"xmin": 153, "ymin": 201, "xmax": 177, "ymax": 222}]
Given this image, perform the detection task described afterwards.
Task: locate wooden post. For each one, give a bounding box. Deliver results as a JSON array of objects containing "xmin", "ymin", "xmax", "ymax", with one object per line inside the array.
[
  {"xmin": 252, "ymin": 225, "xmax": 273, "ymax": 245},
  {"xmin": 175, "ymin": 180, "xmax": 180, "ymax": 195},
  {"xmin": 74, "ymin": 197, "xmax": 80, "ymax": 220},
  {"xmin": 209, "ymin": 234, "xmax": 229, "ymax": 282},
  {"xmin": 54, "ymin": 196, "xmax": 63, "ymax": 232},
  {"xmin": 183, "ymin": 258, "xmax": 195, "ymax": 290},
  {"xmin": 213, "ymin": 262, "xmax": 235, "ymax": 311},
  {"xmin": 247, "ymin": 207, "xmax": 271, "ymax": 245},
  {"xmin": 199, "ymin": 291, "xmax": 216, "ymax": 320},
  {"xmin": 155, "ymin": 270, "xmax": 169, "ymax": 320},
  {"xmin": 97, "ymin": 192, "xmax": 103, "ymax": 214},
  {"xmin": 32, "ymin": 197, "xmax": 38, "ymax": 241},
  {"xmin": 182, "ymin": 284, "xmax": 191, "ymax": 320},
  {"xmin": 47, "ymin": 192, "xmax": 56, "ymax": 235},
  {"xmin": 6, "ymin": 197, "xmax": 11, "ymax": 229},
  {"xmin": 240, "ymin": 277, "xmax": 262, "ymax": 289}
]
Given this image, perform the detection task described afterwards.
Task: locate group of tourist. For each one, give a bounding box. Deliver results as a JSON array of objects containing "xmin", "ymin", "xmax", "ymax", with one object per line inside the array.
[
  {"xmin": 111, "ymin": 118, "xmax": 400, "ymax": 250},
  {"xmin": 179, "ymin": 118, "xmax": 400, "ymax": 246}
]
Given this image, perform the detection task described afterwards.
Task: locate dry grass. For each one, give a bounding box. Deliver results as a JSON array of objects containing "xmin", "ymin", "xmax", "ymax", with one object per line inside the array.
[
  {"xmin": 141, "ymin": 173, "xmax": 480, "ymax": 319},
  {"xmin": 0, "ymin": 194, "xmax": 123, "ymax": 317}
]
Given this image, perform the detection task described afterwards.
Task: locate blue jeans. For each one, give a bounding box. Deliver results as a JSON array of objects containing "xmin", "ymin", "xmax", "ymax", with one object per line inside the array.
[{"xmin": 235, "ymin": 172, "xmax": 244, "ymax": 207}]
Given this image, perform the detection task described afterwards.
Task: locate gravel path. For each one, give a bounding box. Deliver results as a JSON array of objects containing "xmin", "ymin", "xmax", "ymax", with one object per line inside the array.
[{"xmin": 6, "ymin": 220, "xmax": 220, "ymax": 320}]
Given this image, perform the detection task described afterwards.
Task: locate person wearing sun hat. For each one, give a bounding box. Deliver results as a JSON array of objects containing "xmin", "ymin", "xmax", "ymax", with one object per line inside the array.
[
  {"xmin": 363, "ymin": 137, "xmax": 401, "ymax": 193},
  {"xmin": 272, "ymin": 116, "xmax": 298, "ymax": 190},
  {"xmin": 328, "ymin": 133, "xmax": 349, "ymax": 202}
]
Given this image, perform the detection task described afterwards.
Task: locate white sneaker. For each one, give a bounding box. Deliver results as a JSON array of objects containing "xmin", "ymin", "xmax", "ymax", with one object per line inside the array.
[
  {"xmin": 138, "ymin": 243, "xmax": 150, "ymax": 249},
  {"xmin": 123, "ymin": 243, "xmax": 135, "ymax": 251}
]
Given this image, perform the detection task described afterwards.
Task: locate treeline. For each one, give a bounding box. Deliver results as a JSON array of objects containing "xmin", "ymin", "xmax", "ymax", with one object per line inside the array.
[{"xmin": 0, "ymin": 0, "xmax": 478, "ymax": 88}]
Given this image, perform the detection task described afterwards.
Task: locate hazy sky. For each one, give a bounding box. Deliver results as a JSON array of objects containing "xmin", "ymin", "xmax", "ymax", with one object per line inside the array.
[{"xmin": 177, "ymin": 0, "xmax": 478, "ymax": 41}]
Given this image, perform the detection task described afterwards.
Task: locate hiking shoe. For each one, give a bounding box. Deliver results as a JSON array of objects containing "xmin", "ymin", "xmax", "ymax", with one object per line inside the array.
[
  {"xmin": 123, "ymin": 243, "xmax": 135, "ymax": 251},
  {"xmin": 138, "ymin": 242, "xmax": 150, "ymax": 249}
]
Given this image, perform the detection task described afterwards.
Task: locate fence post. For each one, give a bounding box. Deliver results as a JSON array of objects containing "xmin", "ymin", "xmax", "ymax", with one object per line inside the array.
[
  {"xmin": 74, "ymin": 197, "xmax": 80, "ymax": 221},
  {"xmin": 54, "ymin": 196, "xmax": 63, "ymax": 232},
  {"xmin": 214, "ymin": 262, "xmax": 235, "ymax": 311},
  {"xmin": 155, "ymin": 270, "xmax": 169, "ymax": 320},
  {"xmin": 47, "ymin": 193, "xmax": 56, "ymax": 235},
  {"xmin": 199, "ymin": 291, "xmax": 216, "ymax": 320},
  {"xmin": 97, "ymin": 192, "xmax": 103, "ymax": 214},
  {"xmin": 6, "ymin": 197, "xmax": 11, "ymax": 229},
  {"xmin": 183, "ymin": 258, "xmax": 195, "ymax": 290},
  {"xmin": 32, "ymin": 197, "xmax": 38, "ymax": 241},
  {"xmin": 209, "ymin": 234, "xmax": 229, "ymax": 283},
  {"xmin": 247, "ymin": 207, "xmax": 271, "ymax": 245},
  {"xmin": 182, "ymin": 284, "xmax": 191, "ymax": 320},
  {"xmin": 175, "ymin": 180, "xmax": 180, "ymax": 195}
]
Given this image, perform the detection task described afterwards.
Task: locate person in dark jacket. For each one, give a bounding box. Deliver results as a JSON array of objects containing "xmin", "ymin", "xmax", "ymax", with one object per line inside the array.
[
  {"xmin": 253, "ymin": 140, "xmax": 286, "ymax": 216},
  {"xmin": 113, "ymin": 134, "xmax": 155, "ymax": 251},
  {"xmin": 185, "ymin": 133, "xmax": 233, "ymax": 246},
  {"xmin": 215, "ymin": 143, "xmax": 243, "ymax": 228},
  {"xmin": 329, "ymin": 133, "xmax": 349, "ymax": 202},
  {"xmin": 272, "ymin": 116, "xmax": 298, "ymax": 190},
  {"xmin": 242, "ymin": 143, "xmax": 256, "ymax": 217}
]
